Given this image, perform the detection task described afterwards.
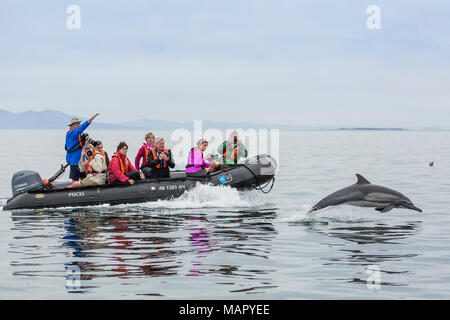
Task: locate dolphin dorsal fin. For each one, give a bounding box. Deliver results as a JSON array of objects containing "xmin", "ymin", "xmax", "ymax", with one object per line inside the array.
[{"xmin": 355, "ymin": 174, "xmax": 371, "ymax": 185}]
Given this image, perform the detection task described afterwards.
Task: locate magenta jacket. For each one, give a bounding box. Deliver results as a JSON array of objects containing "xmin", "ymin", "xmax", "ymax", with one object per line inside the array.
[
  {"xmin": 135, "ymin": 143, "xmax": 153, "ymax": 169},
  {"xmin": 186, "ymin": 148, "xmax": 211, "ymax": 173}
]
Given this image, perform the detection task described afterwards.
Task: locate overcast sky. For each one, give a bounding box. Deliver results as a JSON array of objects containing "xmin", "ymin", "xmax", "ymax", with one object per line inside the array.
[{"xmin": 0, "ymin": 0, "xmax": 449, "ymax": 128}]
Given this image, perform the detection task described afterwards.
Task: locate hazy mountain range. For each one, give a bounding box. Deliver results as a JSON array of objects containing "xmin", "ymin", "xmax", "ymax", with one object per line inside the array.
[
  {"xmin": 0, "ymin": 108, "xmax": 443, "ymax": 131},
  {"xmin": 0, "ymin": 109, "xmax": 316, "ymax": 130}
]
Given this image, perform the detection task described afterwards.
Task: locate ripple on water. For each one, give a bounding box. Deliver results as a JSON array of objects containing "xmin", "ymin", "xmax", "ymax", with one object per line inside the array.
[
  {"xmin": 2, "ymin": 131, "xmax": 450, "ymax": 298},
  {"xmin": 6, "ymin": 189, "xmax": 280, "ymax": 297}
]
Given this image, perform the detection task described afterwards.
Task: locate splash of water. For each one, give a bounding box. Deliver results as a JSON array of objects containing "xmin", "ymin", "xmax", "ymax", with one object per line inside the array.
[
  {"xmin": 129, "ymin": 183, "xmax": 268, "ymax": 211},
  {"xmin": 0, "ymin": 198, "xmax": 7, "ymax": 211},
  {"xmin": 276, "ymin": 203, "xmax": 378, "ymax": 224}
]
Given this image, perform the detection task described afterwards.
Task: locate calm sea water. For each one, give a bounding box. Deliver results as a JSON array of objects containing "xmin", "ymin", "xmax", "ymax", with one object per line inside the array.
[{"xmin": 1, "ymin": 130, "xmax": 450, "ymax": 299}]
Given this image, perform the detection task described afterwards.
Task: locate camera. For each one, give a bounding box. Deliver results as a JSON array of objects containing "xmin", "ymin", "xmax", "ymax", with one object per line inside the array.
[
  {"xmin": 233, "ymin": 136, "xmax": 238, "ymax": 144},
  {"xmin": 84, "ymin": 143, "xmax": 94, "ymax": 157},
  {"xmin": 80, "ymin": 132, "xmax": 89, "ymax": 143},
  {"xmin": 80, "ymin": 133, "xmax": 97, "ymax": 158},
  {"xmin": 162, "ymin": 149, "xmax": 171, "ymax": 156},
  {"xmin": 80, "ymin": 133, "xmax": 97, "ymax": 146}
]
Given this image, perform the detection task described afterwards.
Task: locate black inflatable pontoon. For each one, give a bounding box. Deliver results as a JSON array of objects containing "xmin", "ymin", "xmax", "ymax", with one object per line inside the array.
[{"xmin": 3, "ymin": 155, "xmax": 277, "ymax": 210}]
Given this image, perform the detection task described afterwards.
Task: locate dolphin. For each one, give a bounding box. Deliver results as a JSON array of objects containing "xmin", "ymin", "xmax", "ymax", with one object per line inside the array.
[{"xmin": 309, "ymin": 174, "xmax": 422, "ymax": 213}]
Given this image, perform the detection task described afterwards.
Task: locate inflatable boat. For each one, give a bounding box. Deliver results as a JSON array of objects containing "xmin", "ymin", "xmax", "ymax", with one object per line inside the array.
[{"xmin": 3, "ymin": 155, "xmax": 277, "ymax": 210}]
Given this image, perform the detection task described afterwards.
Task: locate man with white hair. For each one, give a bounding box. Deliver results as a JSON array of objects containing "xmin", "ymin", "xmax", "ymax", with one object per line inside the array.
[
  {"xmin": 217, "ymin": 130, "xmax": 248, "ymax": 166},
  {"xmin": 141, "ymin": 137, "xmax": 175, "ymax": 178}
]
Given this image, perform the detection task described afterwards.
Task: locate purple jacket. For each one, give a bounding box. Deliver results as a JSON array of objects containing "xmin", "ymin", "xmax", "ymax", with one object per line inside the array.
[{"xmin": 186, "ymin": 148, "xmax": 210, "ymax": 173}]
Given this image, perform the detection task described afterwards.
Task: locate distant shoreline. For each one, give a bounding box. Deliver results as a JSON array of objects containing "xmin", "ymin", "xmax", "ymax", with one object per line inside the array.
[
  {"xmin": 1, "ymin": 109, "xmax": 448, "ymax": 131},
  {"xmin": 334, "ymin": 128, "xmax": 406, "ymax": 131}
]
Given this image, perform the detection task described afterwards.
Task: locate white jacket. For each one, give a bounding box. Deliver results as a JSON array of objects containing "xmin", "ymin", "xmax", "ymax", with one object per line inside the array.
[{"xmin": 79, "ymin": 153, "xmax": 107, "ymax": 185}]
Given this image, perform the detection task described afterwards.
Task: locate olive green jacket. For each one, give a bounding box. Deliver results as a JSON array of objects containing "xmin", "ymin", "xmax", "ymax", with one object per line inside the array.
[{"xmin": 217, "ymin": 141, "xmax": 248, "ymax": 165}]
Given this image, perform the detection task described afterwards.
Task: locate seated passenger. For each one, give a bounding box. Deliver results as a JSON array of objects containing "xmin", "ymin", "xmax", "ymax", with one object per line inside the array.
[
  {"xmin": 108, "ymin": 141, "xmax": 145, "ymax": 186},
  {"xmin": 70, "ymin": 142, "xmax": 107, "ymax": 188},
  {"xmin": 93, "ymin": 140, "xmax": 110, "ymax": 168},
  {"xmin": 217, "ymin": 130, "xmax": 248, "ymax": 166},
  {"xmin": 135, "ymin": 132, "xmax": 155, "ymax": 170},
  {"xmin": 141, "ymin": 137, "xmax": 175, "ymax": 179},
  {"xmin": 185, "ymin": 139, "xmax": 219, "ymax": 177}
]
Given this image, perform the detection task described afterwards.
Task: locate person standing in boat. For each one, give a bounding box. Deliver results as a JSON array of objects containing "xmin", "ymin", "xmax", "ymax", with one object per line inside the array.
[
  {"xmin": 217, "ymin": 130, "xmax": 248, "ymax": 166},
  {"xmin": 186, "ymin": 139, "xmax": 219, "ymax": 177},
  {"xmin": 135, "ymin": 132, "xmax": 155, "ymax": 170},
  {"xmin": 108, "ymin": 141, "xmax": 145, "ymax": 186},
  {"xmin": 142, "ymin": 137, "xmax": 175, "ymax": 179},
  {"xmin": 70, "ymin": 141, "xmax": 108, "ymax": 187},
  {"xmin": 65, "ymin": 113, "xmax": 100, "ymax": 184}
]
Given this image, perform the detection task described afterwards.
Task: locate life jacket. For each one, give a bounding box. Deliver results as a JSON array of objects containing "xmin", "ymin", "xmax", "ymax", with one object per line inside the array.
[
  {"xmin": 143, "ymin": 143, "xmax": 152, "ymax": 163},
  {"xmin": 151, "ymin": 148, "xmax": 169, "ymax": 169},
  {"xmin": 223, "ymin": 144, "xmax": 239, "ymax": 163},
  {"xmin": 186, "ymin": 148, "xmax": 205, "ymax": 169},
  {"xmin": 85, "ymin": 150, "xmax": 106, "ymax": 175},
  {"xmin": 111, "ymin": 152, "xmax": 130, "ymax": 175},
  {"xmin": 65, "ymin": 128, "xmax": 83, "ymax": 153}
]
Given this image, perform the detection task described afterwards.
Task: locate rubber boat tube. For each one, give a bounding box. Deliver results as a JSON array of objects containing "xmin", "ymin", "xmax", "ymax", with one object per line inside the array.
[{"xmin": 3, "ymin": 155, "xmax": 277, "ymax": 210}]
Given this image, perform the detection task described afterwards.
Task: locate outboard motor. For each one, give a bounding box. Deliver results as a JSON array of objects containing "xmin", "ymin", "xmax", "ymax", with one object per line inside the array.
[{"xmin": 11, "ymin": 170, "xmax": 44, "ymax": 197}]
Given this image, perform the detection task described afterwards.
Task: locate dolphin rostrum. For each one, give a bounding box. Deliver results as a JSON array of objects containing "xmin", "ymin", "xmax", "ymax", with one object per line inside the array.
[{"xmin": 309, "ymin": 174, "xmax": 422, "ymax": 213}]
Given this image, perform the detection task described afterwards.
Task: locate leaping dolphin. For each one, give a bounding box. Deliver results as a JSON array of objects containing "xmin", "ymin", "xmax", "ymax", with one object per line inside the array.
[{"xmin": 309, "ymin": 174, "xmax": 422, "ymax": 213}]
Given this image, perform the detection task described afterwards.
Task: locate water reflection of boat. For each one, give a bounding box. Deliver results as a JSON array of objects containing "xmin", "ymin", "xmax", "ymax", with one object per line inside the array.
[
  {"xmin": 10, "ymin": 207, "xmax": 279, "ymax": 295},
  {"xmin": 62, "ymin": 215, "xmax": 182, "ymax": 279}
]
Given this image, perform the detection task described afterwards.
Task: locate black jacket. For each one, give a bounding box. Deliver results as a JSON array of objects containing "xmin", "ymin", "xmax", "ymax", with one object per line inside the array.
[{"xmin": 145, "ymin": 149, "xmax": 175, "ymax": 178}]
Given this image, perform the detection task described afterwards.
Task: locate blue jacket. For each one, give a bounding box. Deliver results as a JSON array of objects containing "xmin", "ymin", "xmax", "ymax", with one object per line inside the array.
[{"xmin": 65, "ymin": 121, "xmax": 90, "ymax": 165}]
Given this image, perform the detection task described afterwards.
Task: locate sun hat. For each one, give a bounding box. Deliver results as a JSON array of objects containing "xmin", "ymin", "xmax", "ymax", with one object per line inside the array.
[{"xmin": 68, "ymin": 117, "xmax": 81, "ymax": 126}]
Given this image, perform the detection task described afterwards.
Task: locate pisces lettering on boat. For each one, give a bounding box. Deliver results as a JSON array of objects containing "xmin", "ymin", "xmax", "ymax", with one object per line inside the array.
[{"xmin": 68, "ymin": 192, "xmax": 85, "ymax": 197}]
